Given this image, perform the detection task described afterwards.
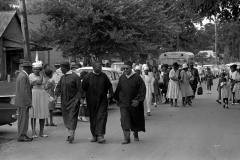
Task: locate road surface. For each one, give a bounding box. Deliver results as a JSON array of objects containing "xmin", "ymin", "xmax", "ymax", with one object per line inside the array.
[{"xmin": 1, "ymin": 79, "xmax": 240, "ymax": 160}]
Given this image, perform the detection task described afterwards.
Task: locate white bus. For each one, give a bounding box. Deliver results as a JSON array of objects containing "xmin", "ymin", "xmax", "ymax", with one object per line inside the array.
[{"xmin": 159, "ymin": 51, "xmax": 195, "ymax": 66}]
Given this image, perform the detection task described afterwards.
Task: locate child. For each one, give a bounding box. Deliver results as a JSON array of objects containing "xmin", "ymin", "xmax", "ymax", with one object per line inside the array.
[
  {"xmin": 220, "ymin": 78, "xmax": 230, "ymax": 109},
  {"xmin": 216, "ymin": 72, "xmax": 226, "ymax": 104},
  {"xmin": 44, "ymin": 70, "xmax": 57, "ymax": 126}
]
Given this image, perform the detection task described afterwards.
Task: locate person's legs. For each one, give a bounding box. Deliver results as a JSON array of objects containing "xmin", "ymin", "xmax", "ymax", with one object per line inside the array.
[
  {"xmin": 49, "ymin": 110, "xmax": 57, "ymax": 126},
  {"xmin": 18, "ymin": 107, "xmax": 29, "ymax": 138},
  {"xmin": 39, "ymin": 119, "xmax": 47, "ymax": 137},
  {"xmin": 170, "ymin": 99, "xmax": 173, "ymax": 107},
  {"xmin": 174, "ymin": 99, "xmax": 178, "ymax": 107},
  {"xmin": 182, "ymin": 97, "xmax": 186, "ymax": 107},
  {"xmin": 120, "ymin": 107, "xmax": 131, "ymax": 144},
  {"xmin": 225, "ymin": 98, "xmax": 229, "ymax": 109}
]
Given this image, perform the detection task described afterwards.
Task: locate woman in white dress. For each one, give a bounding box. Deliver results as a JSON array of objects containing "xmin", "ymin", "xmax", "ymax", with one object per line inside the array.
[
  {"xmin": 180, "ymin": 64, "xmax": 194, "ymax": 106},
  {"xmin": 142, "ymin": 66, "xmax": 154, "ymax": 116},
  {"xmin": 29, "ymin": 62, "xmax": 49, "ymax": 137},
  {"xmin": 167, "ymin": 62, "xmax": 181, "ymax": 107}
]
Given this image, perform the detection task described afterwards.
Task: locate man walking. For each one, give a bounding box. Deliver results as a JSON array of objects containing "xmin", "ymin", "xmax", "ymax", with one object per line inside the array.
[
  {"xmin": 15, "ymin": 61, "xmax": 33, "ymax": 142},
  {"xmin": 81, "ymin": 61, "xmax": 113, "ymax": 143},
  {"xmin": 55, "ymin": 61, "xmax": 82, "ymax": 143},
  {"xmin": 189, "ymin": 62, "xmax": 200, "ymax": 99},
  {"xmin": 114, "ymin": 61, "xmax": 146, "ymax": 144}
]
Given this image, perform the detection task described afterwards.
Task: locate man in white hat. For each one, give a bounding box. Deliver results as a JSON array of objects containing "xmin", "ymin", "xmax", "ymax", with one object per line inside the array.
[{"xmin": 134, "ymin": 65, "xmax": 141, "ymax": 75}]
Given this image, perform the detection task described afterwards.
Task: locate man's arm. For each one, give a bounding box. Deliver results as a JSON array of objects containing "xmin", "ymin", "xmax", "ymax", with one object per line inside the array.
[{"xmin": 19, "ymin": 75, "xmax": 32, "ymax": 107}]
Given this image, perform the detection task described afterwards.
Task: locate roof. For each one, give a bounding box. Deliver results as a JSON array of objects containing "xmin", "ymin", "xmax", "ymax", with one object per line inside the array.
[
  {"xmin": 162, "ymin": 51, "xmax": 194, "ymax": 56},
  {"xmin": 0, "ymin": 10, "xmax": 18, "ymax": 37}
]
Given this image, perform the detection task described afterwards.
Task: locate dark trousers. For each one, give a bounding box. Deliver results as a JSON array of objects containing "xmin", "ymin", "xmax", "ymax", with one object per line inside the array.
[
  {"xmin": 62, "ymin": 100, "xmax": 80, "ymax": 131},
  {"xmin": 218, "ymin": 88, "xmax": 221, "ymax": 100},
  {"xmin": 18, "ymin": 107, "xmax": 29, "ymax": 138}
]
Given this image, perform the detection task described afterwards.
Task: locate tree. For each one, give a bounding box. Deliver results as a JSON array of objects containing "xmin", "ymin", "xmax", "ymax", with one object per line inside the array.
[
  {"xmin": 195, "ymin": 52, "xmax": 209, "ymax": 65},
  {"xmin": 0, "ymin": 0, "xmax": 18, "ymax": 11},
  {"xmin": 180, "ymin": 0, "xmax": 240, "ymax": 22},
  {"xmin": 29, "ymin": 0, "xmax": 179, "ymax": 61}
]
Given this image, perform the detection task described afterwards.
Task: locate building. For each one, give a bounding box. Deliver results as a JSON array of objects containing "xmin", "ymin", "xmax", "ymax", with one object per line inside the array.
[{"xmin": 0, "ymin": 10, "xmax": 52, "ymax": 81}]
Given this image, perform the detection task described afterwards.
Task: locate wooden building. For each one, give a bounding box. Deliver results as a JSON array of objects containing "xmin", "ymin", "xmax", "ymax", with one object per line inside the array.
[{"xmin": 0, "ymin": 11, "xmax": 52, "ymax": 81}]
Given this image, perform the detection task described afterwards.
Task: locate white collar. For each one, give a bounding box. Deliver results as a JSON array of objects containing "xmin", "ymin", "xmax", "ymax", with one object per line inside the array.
[
  {"xmin": 22, "ymin": 70, "xmax": 29, "ymax": 77},
  {"xmin": 125, "ymin": 72, "xmax": 135, "ymax": 79},
  {"xmin": 93, "ymin": 71, "xmax": 100, "ymax": 75},
  {"xmin": 65, "ymin": 70, "xmax": 73, "ymax": 75}
]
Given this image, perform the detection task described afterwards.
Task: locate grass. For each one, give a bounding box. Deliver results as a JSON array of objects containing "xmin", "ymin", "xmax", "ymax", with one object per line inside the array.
[{"xmin": 0, "ymin": 82, "xmax": 16, "ymax": 95}]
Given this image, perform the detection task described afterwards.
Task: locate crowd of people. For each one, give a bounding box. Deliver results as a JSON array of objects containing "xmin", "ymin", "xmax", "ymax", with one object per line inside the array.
[
  {"xmin": 15, "ymin": 57, "xmax": 207, "ymax": 144},
  {"xmin": 216, "ymin": 64, "xmax": 240, "ymax": 109}
]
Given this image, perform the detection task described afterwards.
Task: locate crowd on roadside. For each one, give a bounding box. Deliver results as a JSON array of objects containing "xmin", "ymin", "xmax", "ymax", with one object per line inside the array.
[{"xmin": 18, "ymin": 55, "xmax": 237, "ymax": 144}]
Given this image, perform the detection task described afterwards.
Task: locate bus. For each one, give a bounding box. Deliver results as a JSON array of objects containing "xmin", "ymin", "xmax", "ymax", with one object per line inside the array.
[{"xmin": 158, "ymin": 51, "xmax": 195, "ymax": 66}]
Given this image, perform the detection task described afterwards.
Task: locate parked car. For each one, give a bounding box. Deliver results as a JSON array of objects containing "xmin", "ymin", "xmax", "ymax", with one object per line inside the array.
[
  {"xmin": 55, "ymin": 67, "xmax": 120, "ymax": 110},
  {"xmin": 0, "ymin": 95, "xmax": 18, "ymax": 126}
]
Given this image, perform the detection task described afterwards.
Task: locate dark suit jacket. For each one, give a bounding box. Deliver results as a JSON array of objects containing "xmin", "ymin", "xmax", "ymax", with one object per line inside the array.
[{"xmin": 14, "ymin": 71, "xmax": 32, "ymax": 108}]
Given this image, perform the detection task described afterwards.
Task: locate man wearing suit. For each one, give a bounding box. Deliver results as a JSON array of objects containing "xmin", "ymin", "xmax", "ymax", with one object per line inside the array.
[
  {"xmin": 189, "ymin": 62, "xmax": 201, "ymax": 99},
  {"xmin": 15, "ymin": 61, "xmax": 33, "ymax": 142}
]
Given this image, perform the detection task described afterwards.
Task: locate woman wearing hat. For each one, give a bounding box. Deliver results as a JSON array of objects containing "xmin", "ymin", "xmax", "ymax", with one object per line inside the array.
[
  {"xmin": 29, "ymin": 61, "xmax": 49, "ymax": 138},
  {"xmin": 180, "ymin": 64, "xmax": 194, "ymax": 106},
  {"xmin": 166, "ymin": 62, "xmax": 181, "ymax": 107}
]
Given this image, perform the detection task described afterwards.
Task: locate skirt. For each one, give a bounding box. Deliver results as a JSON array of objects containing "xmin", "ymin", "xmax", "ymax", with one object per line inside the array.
[
  {"xmin": 167, "ymin": 80, "xmax": 181, "ymax": 99},
  {"xmin": 233, "ymin": 83, "xmax": 240, "ymax": 100},
  {"xmin": 29, "ymin": 89, "xmax": 49, "ymax": 119},
  {"xmin": 181, "ymin": 83, "xmax": 194, "ymax": 97}
]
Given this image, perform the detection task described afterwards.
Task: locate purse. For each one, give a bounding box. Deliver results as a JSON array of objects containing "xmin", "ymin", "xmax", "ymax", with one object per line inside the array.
[{"xmin": 197, "ymin": 85, "xmax": 203, "ymax": 95}]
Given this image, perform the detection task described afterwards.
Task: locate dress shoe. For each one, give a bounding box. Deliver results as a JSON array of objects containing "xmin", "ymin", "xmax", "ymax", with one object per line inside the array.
[
  {"xmin": 24, "ymin": 135, "xmax": 33, "ymax": 141},
  {"xmin": 122, "ymin": 139, "xmax": 130, "ymax": 144},
  {"xmin": 90, "ymin": 137, "xmax": 98, "ymax": 142},
  {"xmin": 97, "ymin": 135, "xmax": 106, "ymax": 143},
  {"xmin": 67, "ymin": 136, "xmax": 74, "ymax": 143},
  {"xmin": 18, "ymin": 135, "xmax": 33, "ymax": 142}
]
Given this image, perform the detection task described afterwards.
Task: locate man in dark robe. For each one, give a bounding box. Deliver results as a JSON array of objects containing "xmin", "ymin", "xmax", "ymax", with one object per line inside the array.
[
  {"xmin": 189, "ymin": 62, "xmax": 201, "ymax": 99},
  {"xmin": 161, "ymin": 64, "xmax": 170, "ymax": 104},
  {"xmin": 114, "ymin": 61, "xmax": 146, "ymax": 144},
  {"xmin": 55, "ymin": 61, "xmax": 82, "ymax": 143},
  {"xmin": 81, "ymin": 62, "xmax": 113, "ymax": 143}
]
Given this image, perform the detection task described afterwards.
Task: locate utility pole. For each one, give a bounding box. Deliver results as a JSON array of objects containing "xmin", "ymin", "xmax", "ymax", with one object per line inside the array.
[
  {"xmin": 214, "ymin": 19, "xmax": 218, "ymax": 65},
  {"xmin": 177, "ymin": 32, "xmax": 180, "ymax": 51},
  {"xmin": 19, "ymin": 0, "xmax": 32, "ymax": 62}
]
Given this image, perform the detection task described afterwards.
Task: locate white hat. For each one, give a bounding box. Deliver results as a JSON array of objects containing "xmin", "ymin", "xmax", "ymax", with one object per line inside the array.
[
  {"xmin": 182, "ymin": 63, "xmax": 188, "ymax": 69},
  {"xmin": 135, "ymin": 65, "xmax": 141, "ymax": 70},
  {"xmin": 33, "ymin": 51, "xmax": 43, "ymax": 68},
  {"xmin": 32, "ymin": 61, "xmax": 42, "ymax": 68},
  {"xmin": 143, "ymin": 66, "xmax": 149, "ymax": 71}
]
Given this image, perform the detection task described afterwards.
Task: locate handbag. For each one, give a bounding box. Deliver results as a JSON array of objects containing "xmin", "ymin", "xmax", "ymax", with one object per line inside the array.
[{"xmin": 197, "ymin": 85, "xmax": 203, "ymax": 95}]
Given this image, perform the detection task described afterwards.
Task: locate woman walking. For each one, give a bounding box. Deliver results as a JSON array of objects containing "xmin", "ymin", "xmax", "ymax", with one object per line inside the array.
[
  {"xmin": 29, "ymin": 61, "xmax": 49, "ymax": 138},
  {"xmin": 180, "ymin": 64, "xmax": 194, "ymax": 106},
  {"xmin": 166, "ymin": 62, "xmax": 181, "ymax": 107},
  {"xmin": 152, "ymin": 67, "xmax": 161, "ymax": 107},
  {"xmin": 206, "ymin": 68, "xmax": 214, "ymax": 94},
  {"xmin": 232, "ymin": 68, "xmax": 240, "ymax": 106}
]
